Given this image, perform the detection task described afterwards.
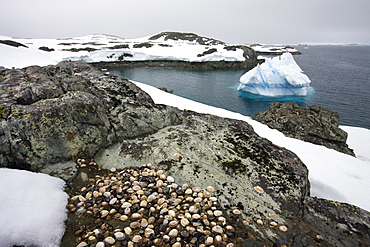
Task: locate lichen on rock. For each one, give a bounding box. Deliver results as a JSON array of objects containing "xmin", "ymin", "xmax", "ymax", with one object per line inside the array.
[
  {"xmin": 0, "ymin": 61, "xmax": 183, "ymax": 170},
  {"xmin": 253, "ymin": 101, "xmax": 355, "ymax": 156}
]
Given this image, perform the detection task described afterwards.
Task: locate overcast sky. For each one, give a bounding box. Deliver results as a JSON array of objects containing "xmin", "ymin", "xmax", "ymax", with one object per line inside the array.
[{"xmin": 1, "ymin": 0, "xmax": 369, "ymax": 44}]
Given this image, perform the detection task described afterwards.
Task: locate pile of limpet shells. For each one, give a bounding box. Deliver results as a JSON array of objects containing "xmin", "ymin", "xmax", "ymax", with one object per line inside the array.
[{"xmin": 68, "ymin": 164, "xmax": 239, "ymax": 247}]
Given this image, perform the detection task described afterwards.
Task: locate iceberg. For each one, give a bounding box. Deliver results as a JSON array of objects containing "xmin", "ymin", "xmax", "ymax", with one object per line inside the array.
[{"xmin": 237, "ymin": 53, "xmax": 311, "ymax": 96}]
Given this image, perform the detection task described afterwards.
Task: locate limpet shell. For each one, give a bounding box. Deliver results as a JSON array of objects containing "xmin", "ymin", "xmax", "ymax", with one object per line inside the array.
[
  {"xmin": 104, "ymin": 236, "xmax": 115, "ymax": 245},
  {"xmin": 270, "ymin": 221, "xmax": 278, "ymax": 227},
  {"xmin": 167, "ymin": 176, "xmax": 175, "ymax": 183},
  {"xmin": 214, "ymin": 210, "xmax": 223, "ymax": 217},
  {"xmin": 121, "ymin": 202, "xmax": 132, "ymax": 208},
  {"xmin": 214, "ymin": 235, "xmax": 223, "ymax": 243},
  {"xmin": 132, "ymin": 235, "xmax": 142, "ymax": 242},
  {"xmin": 120, "ymin": 215, "xmax": 129, "ymax": 221},
  {"xmin": 256, "ymin": 219, "xmax": 264, "ymax": 225},
  {"xmin": 131, "ymin": 213, "xmax": 141, "ymax": 220},
  {"xmin": 207, "ymin": 186, "xmax": 215, "ymax": 192},
  {"xmin": 172, "ymin": 242, "xmax": 181, "ymax": 247},
  {"xmin": 144, "ymin": 228, "xmax": 154, "ymax": 237},
  {"xmin": 168, "ymin": 229, "xmax": 178, "ymax": 237},
  {"xmin": 212, "ymin": 225, "xmax": 223, "ymax": 234},
  {"xmin": 114, "ymin": 232, "xmax": 125, "ymax": 241},
  {"xmin": 181, "ymin": 218, "xmax": 190, "ymax": 227},
  {"xmin": 254, "ymin": 186, "xmax": 264, "ymax": 194},
  {"xmin": 124, "ymin": 227, "xmax": 132, "ymax": 235},
  {"xmin": 279, "ymin": 225, "xmax": 288, "ymax": 232},
  {"xmin": 232, "ymin": 209, "xmax": 241, "ymax": 215},
  {"xmin": 100, "ymin": 210, "xmax": 109, "ymax": 218},
  {"xmin": 205, "ymin": 236, "xmax": 214, "ymax": 245},
  {"xmin": 169, "ymin": 220, "xmax": 178, "ymax": 228},
  {"xmin": 76, "ymin": 242, "xmax": 88, "ymax": 247}
]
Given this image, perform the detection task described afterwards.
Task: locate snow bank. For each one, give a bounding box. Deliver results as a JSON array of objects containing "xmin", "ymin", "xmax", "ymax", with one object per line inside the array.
[
  {"xmin": 0, "ymin": 45, "xmax": 57, "ymax": 69},
  {"xmin": 133, "ymin": 81, "xmax": 370, "ymax": 212},
  {"xmin": 238, "ymin": 53, "xmax": 311, "ymax": 96},
  {"xmin": 0, "ymin": 169, "xmax": 68, "ymax": 247}
]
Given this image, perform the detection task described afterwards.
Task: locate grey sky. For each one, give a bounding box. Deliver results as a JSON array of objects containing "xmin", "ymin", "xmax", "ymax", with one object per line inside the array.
[{"xmin": 1, "ymin": 0, "xmax": 369, "ymax": 44}]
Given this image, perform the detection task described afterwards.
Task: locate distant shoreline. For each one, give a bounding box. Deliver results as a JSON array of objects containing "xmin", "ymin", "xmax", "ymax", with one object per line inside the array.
[{"xmin": 91, "ymin": 59, "xmax": 262, "ymax": 70}]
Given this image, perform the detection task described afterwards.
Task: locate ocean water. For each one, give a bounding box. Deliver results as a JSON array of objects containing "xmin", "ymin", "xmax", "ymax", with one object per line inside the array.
[{"xmin": 108, "ymin": 45, "xmax": 370, "ymax": 129}]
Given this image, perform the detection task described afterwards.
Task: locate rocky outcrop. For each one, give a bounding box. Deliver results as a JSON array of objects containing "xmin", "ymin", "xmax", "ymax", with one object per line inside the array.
[
  {"xmin": 0, "ymin": 61, "xmax": 183, "ymax": 170},
  {"xmin": 93, "ymin": 111, "xmax": 369, "ymax": 246},
  {"xmin": 253, "ymin": 102, "xmax": 355, "ymax": 156},
  {"xmin": 92, "ymin": 59, "xmax": 258, "ymax": 70},
  {"xmin": 94, "ymin": 112, "xmax": 310, "ymax": 245},
  {"xmin": 149, "ymin": 31, "xmax": 225, "ymax": 46},
  {"xmin": 1, "ymin": 61, "xmax": 368, "ymax": 245},
  {"xmin": 0, "ymin": 40, "xmax": 28, "ymax": 48}
]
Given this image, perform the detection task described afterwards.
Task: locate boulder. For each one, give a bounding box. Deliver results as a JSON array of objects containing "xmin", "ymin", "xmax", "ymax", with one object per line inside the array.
[
  {"xmin": 0, "ymin": 61, "xmax": 183, "ymax": 170},
  {"xmin": 253, "ymin": 101, "xmax": 355, "ymax": 156}
]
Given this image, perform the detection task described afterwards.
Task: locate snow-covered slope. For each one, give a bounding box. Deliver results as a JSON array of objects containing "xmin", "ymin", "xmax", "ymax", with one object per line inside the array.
[
  {"xmin": 0, "ymin": 32, "xmax": 248, "ymax": 68},
  {"xmin": 0, "ymin": 32, "xmax": 302, "ymax": 69}
]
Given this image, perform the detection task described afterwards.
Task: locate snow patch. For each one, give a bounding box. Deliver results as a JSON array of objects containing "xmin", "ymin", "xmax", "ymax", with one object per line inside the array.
[{"xmin": 0, "ymin": 169, "xmax": 68, "ymax": 247}]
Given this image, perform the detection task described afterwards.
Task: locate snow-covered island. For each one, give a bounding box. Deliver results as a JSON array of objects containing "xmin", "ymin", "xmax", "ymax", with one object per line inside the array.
[
  {"xmin": 0, "ymin": 32, "xmax": 256, "ymax": 69},
  {"xmin": 0, "ymin": 32, "xmax": 369, "ymax": 246}
]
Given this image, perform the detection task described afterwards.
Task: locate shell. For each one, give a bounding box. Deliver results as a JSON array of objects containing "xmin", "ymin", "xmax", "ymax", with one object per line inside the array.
[
  {"xmin": 69, "ymin": 163, "xmax": 240, "ymax": 247},
  {"xmin": 279, "ymin": 225, "xmax": 288, "ymax": 232},
  {"xmin": 254, "ymin": 186, "xmax": 264, "ymax": 194},
  {"xmin": 114, "ymin": 232, "xmax": 125, "ymax": 241}
]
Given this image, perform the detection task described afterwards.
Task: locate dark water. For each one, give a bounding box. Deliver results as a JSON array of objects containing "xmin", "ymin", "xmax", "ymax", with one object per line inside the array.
[
  {"xmin": 294, "ymin": 46, "xmax": 370, "ymax": 129},
  {"xmin": 108, "ymin": 46, "xmax": 370, "ymax": 129}
]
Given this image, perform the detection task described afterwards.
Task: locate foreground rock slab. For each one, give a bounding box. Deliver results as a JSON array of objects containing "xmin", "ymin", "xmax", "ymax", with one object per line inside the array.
[{"xmin": 94, "ymin": 112, "xmax": 369, "ymax": 246}]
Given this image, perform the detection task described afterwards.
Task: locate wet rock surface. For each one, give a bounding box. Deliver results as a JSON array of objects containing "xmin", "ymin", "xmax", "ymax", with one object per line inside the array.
[{"xmin": 253, "ymin": 101, "xmax": 355, "ymax": 156}]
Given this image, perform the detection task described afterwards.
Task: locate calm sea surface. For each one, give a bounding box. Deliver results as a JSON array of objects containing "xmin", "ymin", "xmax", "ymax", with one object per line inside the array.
[{"xmin": 108, "ymin": 46, "xmax": 370, "ymax": 129}]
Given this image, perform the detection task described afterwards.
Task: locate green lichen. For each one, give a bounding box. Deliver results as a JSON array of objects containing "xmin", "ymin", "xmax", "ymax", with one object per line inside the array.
[{"xmin": 221, "ymin": 158, "xmax": 246, "ymax": 174}]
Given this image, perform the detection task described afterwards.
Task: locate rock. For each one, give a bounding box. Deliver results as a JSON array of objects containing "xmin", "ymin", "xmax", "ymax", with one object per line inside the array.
[
  {"xmin": 253, "ymin": 101, "xmax": 355, "ymax": 156},
  {"xmin": 0, "ymin": 40, "xmax": 28, "ymax": 48},
  {"xmin": 294, "ymin": 197, "xmax": 370, "ymax": 246},
  {"xmin": 0, "ymin": 61, "xmax": 183, "ymax": 170},
  {"xmin": 38, "ymin": 46, "xmax": 55, "ymax": 52},
  {"xmin": 4, "ymin": 60, "xmax": 368, "ymax": 246},
  {"xmin": 95, "ymin": 112, "xmax": 309, "ymax": 244},
  {"xmin": 39, "ymin": 160, "xmax": 78, "ymax": 181},
  {"xmin": 148, "ymin": 31, "xmax": 225, "ymax": 46},
  {"xmin": 94, "ymin": 110, "xmax": 369, "ymax": 245}
]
